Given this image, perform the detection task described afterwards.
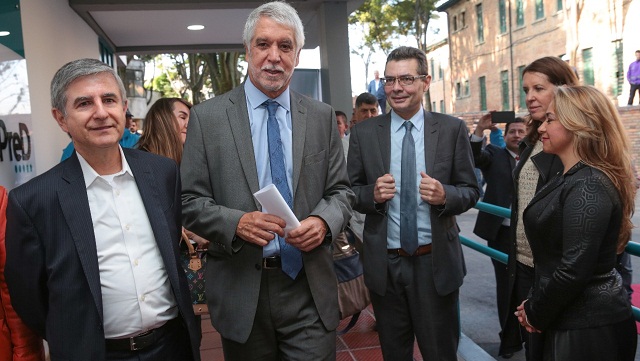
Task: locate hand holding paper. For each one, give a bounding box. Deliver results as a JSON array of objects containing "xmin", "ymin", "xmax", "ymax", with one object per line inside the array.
[{"xmin": 253, "ymin": 184, "xmax": 301, "ymax": 235}]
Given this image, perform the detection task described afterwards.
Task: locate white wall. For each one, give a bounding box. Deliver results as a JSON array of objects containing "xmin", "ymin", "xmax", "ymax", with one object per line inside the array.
[{"xmin": 20, "ymin": 0, "xmax": 100, "ymax": 175}]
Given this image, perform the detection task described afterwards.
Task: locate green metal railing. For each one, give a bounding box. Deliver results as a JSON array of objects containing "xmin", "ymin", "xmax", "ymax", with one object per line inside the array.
[{"xmin": 463, "ymin": 201, "xmax": 640, "ymax": 323}]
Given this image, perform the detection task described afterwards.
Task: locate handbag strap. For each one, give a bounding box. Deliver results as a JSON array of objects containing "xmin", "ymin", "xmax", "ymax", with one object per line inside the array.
[{"xmin": 181, "ymin": 228, "xmax": 196, "ymax": 256}]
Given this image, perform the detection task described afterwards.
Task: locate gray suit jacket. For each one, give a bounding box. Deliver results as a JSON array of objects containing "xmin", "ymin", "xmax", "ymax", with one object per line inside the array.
[
  {"xmin": 181, "ymin": 85, "xmax": 354, "ymax": 343},
  {"xmin": 347, "ymin": 111, "xmax": 479, "ymax": 296},
  {"xmin": 5, "ymin": 149, "xmax": 201, "ymax": 361}
]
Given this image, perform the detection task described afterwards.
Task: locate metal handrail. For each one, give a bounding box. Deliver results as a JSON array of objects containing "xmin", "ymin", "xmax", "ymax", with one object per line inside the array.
[{"xmin": 466, "ymin": 201, "xmax": 640, "ymax": 322}]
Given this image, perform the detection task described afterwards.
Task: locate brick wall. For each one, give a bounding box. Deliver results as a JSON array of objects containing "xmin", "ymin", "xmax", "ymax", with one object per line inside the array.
[{"xmin": 451, "ymin": 106, "xmax": 640, "ymax": 168}]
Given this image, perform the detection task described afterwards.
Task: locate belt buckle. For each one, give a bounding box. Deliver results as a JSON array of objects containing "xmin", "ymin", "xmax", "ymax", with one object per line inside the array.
[{"xmin": 262, "ymin": 256, "xmax": 280, "ymax": 269}]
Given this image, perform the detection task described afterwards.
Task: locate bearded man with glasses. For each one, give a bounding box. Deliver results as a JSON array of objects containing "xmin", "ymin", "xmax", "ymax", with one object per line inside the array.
[{"xmin": 347, "ymin": 46, "xmax": 479, "ymax": 360}]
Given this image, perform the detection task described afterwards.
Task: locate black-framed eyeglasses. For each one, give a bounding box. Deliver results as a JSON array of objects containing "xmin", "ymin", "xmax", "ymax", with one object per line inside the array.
[{"xmin": 381, "ymin": 75, "xmax": 427, "ymax": 87}]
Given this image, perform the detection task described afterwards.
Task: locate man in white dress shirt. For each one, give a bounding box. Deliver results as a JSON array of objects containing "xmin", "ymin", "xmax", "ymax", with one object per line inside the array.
[{"xmin": 5, "ymin": 58, "xmax": 201, "ymax": 361}]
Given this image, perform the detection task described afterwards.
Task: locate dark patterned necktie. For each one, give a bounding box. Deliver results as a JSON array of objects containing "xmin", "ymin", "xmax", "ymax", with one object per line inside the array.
[
  {"xmin": 264, "ymin": 100, "xmax": 302, "ymax": 279},
  {"xmin": 400, "ymin": 121, "xmax": 418, "ymax": 255}
]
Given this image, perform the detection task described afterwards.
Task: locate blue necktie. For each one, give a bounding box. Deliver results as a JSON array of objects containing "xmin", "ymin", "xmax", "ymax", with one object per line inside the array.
[
  {"xmin": 264, "ymin": 100, "xmax": 302, "ymax": 279},
  {"xmin": 400, "ymin": 121, "xmax": 419, "ymax": 255}
]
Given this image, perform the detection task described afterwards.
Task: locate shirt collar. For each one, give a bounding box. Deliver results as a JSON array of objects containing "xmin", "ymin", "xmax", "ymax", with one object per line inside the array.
[
  {"xmin": 390, "ymin": 108, "xmax": 425, "ymax": 134},
  {"xmin": 244, "ymin": 78, "xmax": 291, "ymax": 113},
  {"xmin": 76, "ymin": 146, "xmax": 134, "ymax": 189},
  {"xmin": 506, "ymin": 148, "xmax": 518, "ymax": 158}
]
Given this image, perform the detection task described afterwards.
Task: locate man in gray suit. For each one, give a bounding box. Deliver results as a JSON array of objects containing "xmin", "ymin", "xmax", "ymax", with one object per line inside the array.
[
  {"xmin": 180, "ymin": 2, "xmax": 353, "ymax": 360},
  {"xmin": 348, "ymin": 46, "xmax": 479, "ymax": 360}
]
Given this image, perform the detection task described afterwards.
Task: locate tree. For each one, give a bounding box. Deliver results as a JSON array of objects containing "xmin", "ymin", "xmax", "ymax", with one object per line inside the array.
[{"xmin": 350, "ymin": 0, "xmax": 439, "ymax": 109}]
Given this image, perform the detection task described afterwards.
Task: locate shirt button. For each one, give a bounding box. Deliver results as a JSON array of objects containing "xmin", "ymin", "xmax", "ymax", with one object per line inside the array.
[
  {"xmin": 134, "ymin": 259, "xmax": 139, "ymax": 266},
  {"xmin": 140, "ymin": 295, "xmax": 146, "ymax": 302},
  {"xmin": 115, "ymin": 189, "xmax": 121, "ymax": 196},
  {"xmin": 125, "ymin": 224, "xmax": 131, "ymax": 231}
]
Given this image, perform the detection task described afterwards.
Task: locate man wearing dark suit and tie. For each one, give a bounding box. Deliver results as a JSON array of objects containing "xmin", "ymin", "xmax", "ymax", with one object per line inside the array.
[
  {"xmin": 4, "ymin": 59, "xmax": 201, "ymax": 361},
  {"xmin": 180, "ymin": 2, "xmax": 353, "ymax": 360},
  {"xmin": 367, "ymin": 70, "xmax": 387, "ymax": 114},
  {"xmin": 348, "ymin": 46, "xmax": 479, "ymax": 360},
  {"xmin": 470, "ymin": 114, "xmax": 526, "ymax": 358}
]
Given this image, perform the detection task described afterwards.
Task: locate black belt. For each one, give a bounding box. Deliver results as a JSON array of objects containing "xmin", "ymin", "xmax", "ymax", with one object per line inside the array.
[
  {"xmin": 105, "ymin": 317, "xmax": 178, "ymax": 352},
  {"xmin": 262, "ymin": 256, "xmax": 282, "ymax": 269},
  {"xmin": 387, "ymin": 244, "xmax": 432, "ymax": 257}
]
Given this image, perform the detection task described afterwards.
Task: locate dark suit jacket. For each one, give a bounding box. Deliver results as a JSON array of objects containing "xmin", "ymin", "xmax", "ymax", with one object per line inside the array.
[
  {"xmin": 5, "ymin": 149, "xmax": 201, "ymax": 361},
  {"xmin": 367, "ymin": 79, "xmax": 386, "ymax": 101},
  {"xmin": 347, "ymin": 112, "xmax": 479, "ymax": 296},
  {"xmin": 471, "ymin": 142, "xmax": 515, "ymax": 241},
  {"xmin": 180, "ymin": 85, "xmax": 354, "ymax": 343}
]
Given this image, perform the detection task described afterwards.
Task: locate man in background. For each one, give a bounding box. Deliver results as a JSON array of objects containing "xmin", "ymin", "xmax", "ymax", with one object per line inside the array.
[
  {"xmin": 628, "ymin": 50, "xmax": 640, "ymax": 105},
  {"xmin": 351, "ymin": 92, "xmax": 379, "ymax": 128},
  {"xmin": 367, "ymin": 70, "xmax": 387, "ymax": 114}
]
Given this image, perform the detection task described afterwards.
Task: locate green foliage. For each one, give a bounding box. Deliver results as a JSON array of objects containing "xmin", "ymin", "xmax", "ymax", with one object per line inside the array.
[
  {"xmin": 350, "ymin": 0, "xmax": 438, "ymax": 53},
  {"xmin": 140, "ymin": 52, "xmax": 244, "ymax": 105}
]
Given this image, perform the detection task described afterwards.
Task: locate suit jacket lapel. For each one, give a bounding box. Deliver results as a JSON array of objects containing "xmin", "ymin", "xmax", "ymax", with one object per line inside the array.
[
  {"xmin": 423, "ymin": 111, "xmax": 439, "ymax": 174},
  {"xmin": 126, "ymin": 152, "xmax": 182, "ymax": 295},
  {"xmin": 228, "ymin": 86, "xmax": 261, "ymax": 209},
  {"xmin": 376, "ymin": 114, "xmax": 392, "ymax": 173},
  {"xmin": 290, "ymin": 92, "xmax": 307, "ymax": 198},
  {"xmin": 58, "ymin": 154, "xmax": 104, "ymax": 321}
]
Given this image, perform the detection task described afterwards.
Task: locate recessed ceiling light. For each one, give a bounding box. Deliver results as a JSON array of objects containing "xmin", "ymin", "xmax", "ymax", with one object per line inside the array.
[
  {"xmin": 0, "ymin": 31, "xmax": 10, "ymax": 37},
  {"xmin": 187, "ymin": 25, "xmax": 205, "ymax": 31}
]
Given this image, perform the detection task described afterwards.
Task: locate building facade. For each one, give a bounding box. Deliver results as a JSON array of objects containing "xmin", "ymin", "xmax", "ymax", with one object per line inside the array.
[{"xmin": 436, "ymin": 0, "xmax": 640, "ymax": 113}]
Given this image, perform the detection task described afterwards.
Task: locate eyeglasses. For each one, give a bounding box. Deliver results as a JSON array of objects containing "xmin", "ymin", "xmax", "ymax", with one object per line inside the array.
[{"xmin": 381, "ymin": 75, "xmax": 427, "ymax": 87}]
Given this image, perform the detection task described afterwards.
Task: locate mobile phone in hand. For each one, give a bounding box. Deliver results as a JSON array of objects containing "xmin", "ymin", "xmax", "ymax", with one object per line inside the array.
[{"xmin": 491, "ymin": 111, "xmax": 516, "ymax": 123}]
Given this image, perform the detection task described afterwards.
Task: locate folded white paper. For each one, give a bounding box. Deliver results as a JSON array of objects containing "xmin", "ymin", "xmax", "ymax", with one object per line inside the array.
[{"xmin": 253, "ymin": 184, "xmax": 301, "ymax": 235}]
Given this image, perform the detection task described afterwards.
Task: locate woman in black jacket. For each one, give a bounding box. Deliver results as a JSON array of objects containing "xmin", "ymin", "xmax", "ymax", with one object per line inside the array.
[{"xmin": 516, "ymin": 85, "xmax": 637, "ymax": 361}]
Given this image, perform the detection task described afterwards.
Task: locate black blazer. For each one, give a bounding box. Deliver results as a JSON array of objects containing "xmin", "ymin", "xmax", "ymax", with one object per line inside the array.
[
  {"xmin": 523, "ymin": 162, "xmax": 631, "ymax": 330},
  {"xmin": 5, "ymin": 149, "xmax": 201, "ymax": 361},
  {"xmin": 471, "ymin": 142, "xmax": 515, "ymax": 241}
]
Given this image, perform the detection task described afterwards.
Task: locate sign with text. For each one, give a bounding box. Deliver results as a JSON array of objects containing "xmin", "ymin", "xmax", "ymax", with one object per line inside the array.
[{"xmin": 0, "ymin": 114, "xmax": 35, "ymax": 189}]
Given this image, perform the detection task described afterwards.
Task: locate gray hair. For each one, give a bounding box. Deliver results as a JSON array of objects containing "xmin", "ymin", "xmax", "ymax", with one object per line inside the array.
[
  {"xmin": 242, "ymin": 1, "xmax": 305, "ymax": 54},
  {"xmin": 51, "ymin": 58, "xmax": 126, "ymax": 115}
]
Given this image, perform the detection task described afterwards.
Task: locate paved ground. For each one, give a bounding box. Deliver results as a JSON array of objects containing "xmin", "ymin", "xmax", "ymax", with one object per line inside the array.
[{"xmin": 457, "ymin": 196, "xmax": 640, "ymax": 361}]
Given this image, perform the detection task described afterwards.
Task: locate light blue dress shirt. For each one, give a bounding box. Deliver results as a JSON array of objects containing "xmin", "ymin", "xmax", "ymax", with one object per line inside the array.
[
  {"xmin": 387, "ymin": 109, "xmax": 432, "ymax": 249},
  {"xmin": 244, "ymin": 79, "xmax": 294, "ymax": 257}
]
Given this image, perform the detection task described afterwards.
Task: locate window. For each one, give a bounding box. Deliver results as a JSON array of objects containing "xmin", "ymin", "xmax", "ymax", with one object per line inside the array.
[
  {"xmin": 464, "ymin": 80, "xmax": 470, "ymax": 97},
  {"xmin": 518, "ymin": 65, "xmax": 526, "ymax": 110},
  {"xmin": 516, "ymin": 0, "xmax": 524, "ymax": 27},
  {"xmin": 613, "ymin": 40, "xmax": 624, "ymax": 96},
  {"xmin": 453, "ymin": 15, "xmax": 458, "ymax": 31},
  {"xmin": 557, "ymin": 0, "xmax": 563, "ymax": 11},
  {"xmin": 430, "ymin": 59, "xmax": 436, "ymax": 80},
  {"xmin": 439, "ymin": 63, "xmax": 444, "ymax": 79},
  {"xmin": 456, "ymin": 82, "xmax": 461, "ymax": 98},
  {"xmin": 440, "ymin": 100, "xmax": 445, "ymax": 113},
  {"xmin": 460, "ymin": 11, "xmax": 466, "ymax": 28},
  {"xmin": 479, "ymin": 76, "xmax": 487, "ymax": 111},
  {"xmin": 501, "ymin": 70, "xmax": 510, "ymax": 110},
  {"xmin": 535, "ymin": 0, "xmax": 544, "ymax": 20},
  {"xmin": 582, "ymin": 48, "xmax": 594, "ymax": 85},
  {"xmin": 432, "ymin": 101, "xmax": 436, "ymax": 110},
  {"xmin": 499, "ymin": 0, "xmax": 507, "ymax": 33},
  {"xmin": 476, "ymin": 4, "xmax": 484, "ymax": 43},
  {"xmin": 99, "ymin": 39, "xmax": 114, "ymax": 67}
]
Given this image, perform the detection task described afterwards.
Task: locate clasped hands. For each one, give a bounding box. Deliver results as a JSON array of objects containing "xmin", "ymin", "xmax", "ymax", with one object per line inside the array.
[
  {"xmin": 374, "ymin": 172, "xmax": 446, "ymax": 206},
  {"xmin": 515, "ymin": 300, "xmax": 541, "ymax": 333},
  {"xmin": 236, "ymin": 213, "xmax": 327, "ymax": 252}
]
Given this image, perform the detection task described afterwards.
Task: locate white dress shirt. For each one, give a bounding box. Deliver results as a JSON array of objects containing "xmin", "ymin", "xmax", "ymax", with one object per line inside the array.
[{"xmin": 77, "ymin": 148, "xmax": 177, "ymax": 338}]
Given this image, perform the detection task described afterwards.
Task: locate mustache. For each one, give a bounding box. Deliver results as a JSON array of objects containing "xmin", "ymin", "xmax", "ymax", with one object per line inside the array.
[{"xmin": 261, "ymin": 65, "xmax": 284, "ymax": 72}]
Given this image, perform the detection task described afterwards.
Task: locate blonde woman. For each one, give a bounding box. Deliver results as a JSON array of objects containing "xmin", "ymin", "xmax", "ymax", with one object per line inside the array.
[{"xmin": 516, "ymin": 86, "xmax": 637, "ymax": 360}]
